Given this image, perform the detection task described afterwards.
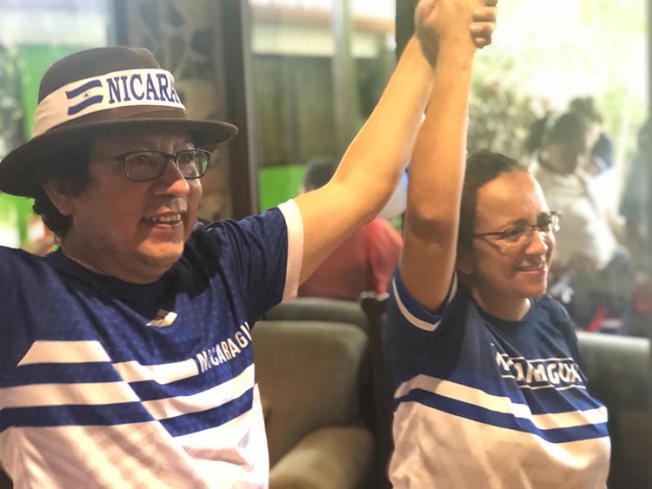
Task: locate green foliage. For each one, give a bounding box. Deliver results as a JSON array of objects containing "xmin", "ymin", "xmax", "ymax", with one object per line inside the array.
[
  {"xmin": 468, "ymin": 56, "xmax": 537, "ymax": 163},
  {"xmin": 465, "ymin": 0, "xmax": 646, "ymax": 170},
  {"xmin": 0, "ymin": 46, "xmax": 24, "ymax": 158}
]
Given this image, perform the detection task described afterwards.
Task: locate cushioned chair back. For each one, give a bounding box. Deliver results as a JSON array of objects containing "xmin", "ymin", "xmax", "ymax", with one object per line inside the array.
[
  {"xmin": 577, "ymin": 331, "xmax": 651, "ymax": 408},
  {"xmin": 253, "ymin": 320, "xmax": 367, "ymax": 466},
  {"xmin": 264, "ymin": 298, "xmax": 370, "ymax": 335},
  {"xmin": 577, "ymin": 331, "xmax": 651, "ymax": 489},
  {"xmin": 263, "ymin": 297, "xmax": 375, "ymax": 433}
]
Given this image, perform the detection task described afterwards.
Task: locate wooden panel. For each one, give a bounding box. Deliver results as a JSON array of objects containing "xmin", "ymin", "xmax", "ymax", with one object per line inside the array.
[
  {"xmin": 395, "ymin": 0, "xmax": 418, "ymax": 57},
  {"xmin": 216, "ymin": 0, "xmax": 259, "ymax": 218}
]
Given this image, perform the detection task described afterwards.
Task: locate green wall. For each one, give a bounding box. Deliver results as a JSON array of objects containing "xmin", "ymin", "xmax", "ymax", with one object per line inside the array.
[
  {"xmin": 0, "ymin": 44, "xmax": 89, "ymax": 247},
  {"xmin": 0, "ymin": 193, "xmax": 34, "ymax": 247},
  {"xmin": 18, "ymin": 44, "xmax": 88, "ymax": 136},
  {"xmin": 258, "ymin": 164, "xmax": 306, "ymax": 212}
]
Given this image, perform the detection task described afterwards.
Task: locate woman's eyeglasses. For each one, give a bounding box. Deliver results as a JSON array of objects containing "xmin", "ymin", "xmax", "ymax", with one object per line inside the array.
[{"xmin": 473, "ymin": 211, "xmax": 561, "ymax": 245}]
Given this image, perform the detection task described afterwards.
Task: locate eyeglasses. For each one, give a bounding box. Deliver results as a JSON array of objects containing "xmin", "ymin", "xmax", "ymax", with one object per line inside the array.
[
  {"xmin": 473, "ymin": 211, "xmax": 561, "ymax": 245},
  {"xmin": 112, "ymin": 149, "xmax": 211, "ymax": 182}
]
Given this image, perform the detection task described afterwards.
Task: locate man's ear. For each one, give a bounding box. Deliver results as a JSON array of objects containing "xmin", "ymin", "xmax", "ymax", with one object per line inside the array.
[{"xmin": 42, "ymin": 180, "xmax": 76, "ymax": 217}]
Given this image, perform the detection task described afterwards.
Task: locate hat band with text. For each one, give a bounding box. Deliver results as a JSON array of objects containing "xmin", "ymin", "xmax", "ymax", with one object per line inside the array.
[{"xmin": 32, "ymin": 68, "xmax": 186, "ymax": 138}]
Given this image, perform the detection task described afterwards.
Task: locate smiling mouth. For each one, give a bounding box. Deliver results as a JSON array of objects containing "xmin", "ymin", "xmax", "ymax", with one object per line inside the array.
[
  {"xmin": 143, "ymin": 213, "xmax": 183, "ymax": 225},
  {"xmin": 517, "ymin": 262, "xmax": 547, "ymax": 273}
]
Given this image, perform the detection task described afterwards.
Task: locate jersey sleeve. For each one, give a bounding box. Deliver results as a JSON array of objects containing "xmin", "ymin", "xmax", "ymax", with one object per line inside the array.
[
  {"xmin": 385, "ymin": 271, "xmax": 459, "ymax": 388},
  {"xmin": 202, "ymin": 200, "xmax": 303, "ymax": 323}
]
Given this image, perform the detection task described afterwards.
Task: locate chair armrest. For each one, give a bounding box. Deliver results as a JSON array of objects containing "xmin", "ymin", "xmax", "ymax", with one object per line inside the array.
[{"xmin": 269, "ymin": 426, "xmax": 373, "ymax": 489}]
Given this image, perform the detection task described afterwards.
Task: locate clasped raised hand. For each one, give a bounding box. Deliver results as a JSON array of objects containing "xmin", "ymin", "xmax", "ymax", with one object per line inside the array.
[{"xmin": 415, "ymin": 0, "xmax": 498, "ymax": 66}]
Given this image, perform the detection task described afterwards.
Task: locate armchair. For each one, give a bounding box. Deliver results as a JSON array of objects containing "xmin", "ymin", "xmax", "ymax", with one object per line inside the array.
[
  {"xmin": 264, "ymin": 298, "xmax": 370, "ymax": 335},
  {"xmin": 577, "ymin": 331, "xmax": 651, "ymax": 489},
  {"xmin": 252, "ymin": 320, "xmax": 373, "ymax": 489}
]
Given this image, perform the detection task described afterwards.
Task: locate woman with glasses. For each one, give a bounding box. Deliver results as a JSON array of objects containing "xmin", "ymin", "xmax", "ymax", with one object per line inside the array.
[{"xmin": 385, "ymin": 38, "xmax": 610, "ymax": 488}]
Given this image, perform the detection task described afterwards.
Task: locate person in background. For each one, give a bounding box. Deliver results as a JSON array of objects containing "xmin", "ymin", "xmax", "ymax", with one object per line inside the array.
[
  {"xmin": 298, "ymin": 158, "xmax": 403, "ymax": 300},
  {"xmin": 568, "ymin": 96, "xmax": 615, "ymax": 175},
  {"xmin": 524, "ymin": 97, "xmax": 553, "ymax": 159},
  {"xmin": 0, "ymin": 1, "xmax": 497, "ymax": 487},
  {"xmin": 385, "ymin": 2, "xmax": 609, "ymax": 486},
  {"xmin": 534, "ymin": 111, "xmax": 631, "ymax": 331},
  {"xmin": 535, "ymin": 112, "xmax": 621, "ymax": 273}
]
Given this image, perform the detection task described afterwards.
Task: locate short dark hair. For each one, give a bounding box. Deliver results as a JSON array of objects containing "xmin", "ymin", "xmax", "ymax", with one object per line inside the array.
[
  {"xmin": 303, "ymin": 157, "xmax": 338, "ymax": 190},
  {"xmin": 32, "ymin": 145, "xmax": 92, "ymax": 238},
  {"xmin": 545, "ymin": 111, "xmax": 589, "ymax": 146},
  {"xmin": 525, "ymin": 112, "xmax": 551, "ymax": 155},
  {"xmin": 569, "ymin": 96, "xmax": 603, "ymax": 124},
  {"xmin": 458, "ymin": 151, "xmax": 522, "ymax": 251}
]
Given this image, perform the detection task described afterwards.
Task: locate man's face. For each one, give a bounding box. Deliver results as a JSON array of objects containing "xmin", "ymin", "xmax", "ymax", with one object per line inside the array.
[
  {"xmin": 461, "ymin": 171, "xmax": 555, "ymax": 307},
  {"xmin": 58, "ymin": 128, "xmax": 203, "ymax": 283}
]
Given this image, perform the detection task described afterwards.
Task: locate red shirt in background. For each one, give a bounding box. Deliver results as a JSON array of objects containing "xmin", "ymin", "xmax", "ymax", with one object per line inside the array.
[{"xmin": 299, "ymin": 218, "xmax": 402, "ymax": 300}]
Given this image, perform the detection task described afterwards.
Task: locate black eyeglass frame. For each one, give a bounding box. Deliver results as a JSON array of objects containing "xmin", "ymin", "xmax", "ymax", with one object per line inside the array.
[
  {"xmin": 472, "ymin": 211, "xmax": 562, "ymax": 241},
  {"xmin": 111, "ymin": 148, "xmax": 212, "ymax": 182}
]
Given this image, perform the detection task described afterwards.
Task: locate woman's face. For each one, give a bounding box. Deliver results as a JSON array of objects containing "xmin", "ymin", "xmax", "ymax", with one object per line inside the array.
[{"xmin": 460, "ymin": 170, "xmax": 555, "ymax": 308}]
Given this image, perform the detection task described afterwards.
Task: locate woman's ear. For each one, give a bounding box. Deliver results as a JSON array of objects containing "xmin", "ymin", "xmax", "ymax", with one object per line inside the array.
[{"xmin": 42, "ymin": 180, "xmax": 76, "ymax": 217}]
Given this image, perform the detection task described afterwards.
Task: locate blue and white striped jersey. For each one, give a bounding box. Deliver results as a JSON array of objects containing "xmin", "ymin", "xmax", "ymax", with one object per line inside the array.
[
  {"xmin": 386, "ymin": 274, "xmax": 610, "ymax": 489},
  {"xmin": 0, "ymin": 201, "xmax": 303, "ymax": 488}
]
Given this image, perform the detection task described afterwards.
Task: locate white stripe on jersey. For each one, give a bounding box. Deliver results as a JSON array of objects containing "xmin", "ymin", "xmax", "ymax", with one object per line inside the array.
[
  {"xmin": 174, "ymin": 386, "xmax": 269, "ymax": 487},
  {"xmin": 390, "ymin": 402, "xmax": 610, "ymax": 489},
  {"xmin": 113, "ymin": 357, "xmax": 199, "ymax": 384},
  {"xmin": 1, "ymin": 381, "xmax": 140, "ymax": 408},
  {"xmin": 1, "ymin": 363, "xmax": 255, "ymax": 417},
  {"xmin": 395, "ymin": 374, "xmax": 608, "ymax": 431},
  {"xmin": 17, "ymin": 340, "xmax": 111, "ymax": 365},
  {"xmin": 142, "ymin": 364, "xmax": 254, "ymax": 420},
  {"xmin": 392, "ymin": 275, "xmax": 458, "ymax": 332},
  {"xmin": 279, "ymin": 199, "xmax": 303, "ymax": 302},
  {"xmin": 3, "ymin": 423, "xmax": 211, "ymax": 488},
  {"xmin": 1, "ymin": 389, "xmax": 268, "ymax": 489},
  {"xmin": 392, "ymin": 280, "xmax": 441, "ymax": 332},
  {"xmin": 17, "ymin": 341, "xmax": 203, "ymax": 385}
]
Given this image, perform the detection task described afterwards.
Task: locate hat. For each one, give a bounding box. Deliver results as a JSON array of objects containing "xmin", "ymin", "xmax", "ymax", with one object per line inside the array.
[{"xmin": 0, "ymin": 46, "xmax": 238, "ymax": 197}]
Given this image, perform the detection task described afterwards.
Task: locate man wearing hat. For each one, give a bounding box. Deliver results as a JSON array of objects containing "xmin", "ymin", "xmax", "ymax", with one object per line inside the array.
[{"xmin": 0, "ymin": 1, "xmax": 496, "ymax": 487}]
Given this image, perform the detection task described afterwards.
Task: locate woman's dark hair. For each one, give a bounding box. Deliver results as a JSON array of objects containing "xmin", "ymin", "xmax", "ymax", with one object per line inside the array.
[
  {"xmin": 32, "ymin": 144, "xmax": 92, "ymax": 238},
  {"xmin": 458, "ymin": 151, "xmax": 522, "ymax": 251}
]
